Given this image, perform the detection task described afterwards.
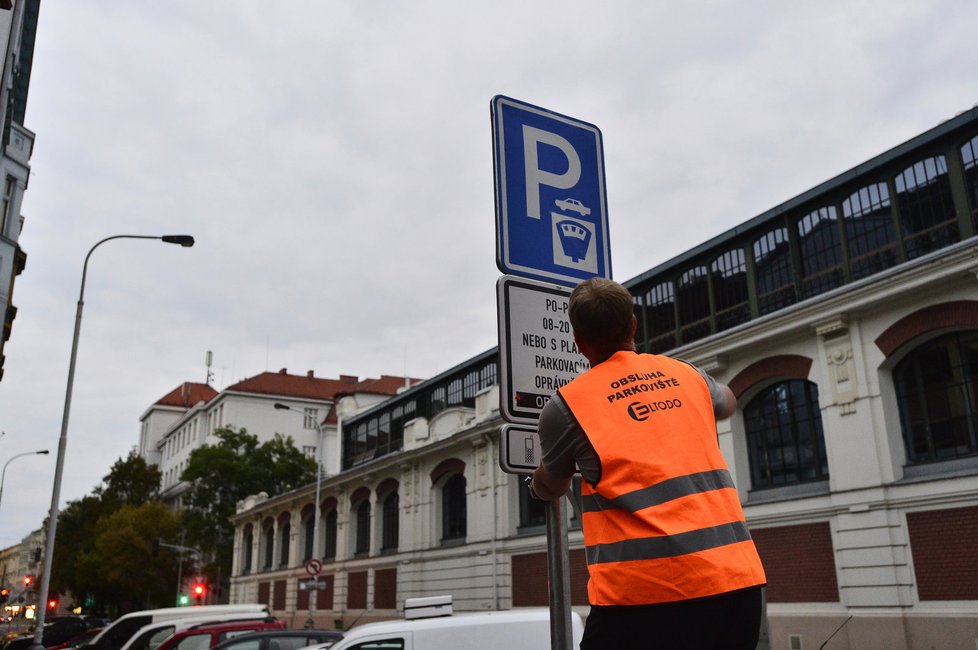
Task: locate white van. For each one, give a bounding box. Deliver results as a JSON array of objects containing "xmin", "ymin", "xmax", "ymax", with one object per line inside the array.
[
  {"xmin": 322, "ymin": 596, "xmax": 584, "ymax": 650},
  {"xmin": 85, "ymin": 605, "xmax": 269, "ymax": 650}
]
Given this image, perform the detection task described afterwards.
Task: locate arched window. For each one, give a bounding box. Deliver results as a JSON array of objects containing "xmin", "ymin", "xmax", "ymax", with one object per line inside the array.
[
  {"xmin": 381, "ymin": 491, "xmax": 399, "ymax": 552},
  {"xmin": 262, "ymin": 522, "xmax": 274, "ymax": 570},
  {"xmin": 893, "ymin": 331, "xmax": 978, "ymax": 464},
  {"xmin": 323, "ymin": 509, "xmax": 337, "ymax": 560},
  {"xmin": 354, "ymin": 500, "xmax": 371, "ymax": 556},
  {"xmin": 677, "ymin": 266, "xmax": 711, "ymax": 343},
  {"xmin": 895, "ymin": 155, "xmax": 957, "ymax": 260},
  {"xmin": 441, "ymin": 474, "xmax": 467, "ymax": 542},
  {"xmin": 744, "ymin": 380, "xmax": 828, "ymax": 489},
  {"xmin": 641, "ymin": 281, "xmax": 676, "ymax": 353},
  {"xmin": 277, "ymin": 519, "xmax": 290, "ymax": 567},
  {"xmin": 797, "ymin": 207, "xmax": 843, "ymax": 297},
  {"xmin": 843, "ymin": 182, "xmax": 897, "ymax": 281},
  {"xmin": 711, "ymin": 248, "xmax": 749, "ymax": 331},
  {"xmin": 301, "ymin": 505, "xmax": 315, "ymax": 562},
  {"xmin": 241, "ymin": 525, "xmax": 253, "ymax": 575},
  {"xmin": 753, "ymin": 227, "xmax": 796, "ymax": 315}
]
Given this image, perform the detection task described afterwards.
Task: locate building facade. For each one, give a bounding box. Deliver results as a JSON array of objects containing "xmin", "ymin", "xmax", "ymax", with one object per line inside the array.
[
  {"xmin": 0, "ymin": 0, "xmax": 38, "ymax": 381},
  {"xmin": 140, "ymin": 370, "xmax": 419, "ymax": 507},
  {"xmin": 228, "ymin": 108, "xmax": 978, "ymax": 650}
]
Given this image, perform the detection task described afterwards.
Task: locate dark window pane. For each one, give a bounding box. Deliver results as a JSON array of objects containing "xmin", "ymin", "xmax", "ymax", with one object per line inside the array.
[
  {"xmin": 895, "ymin": 156, "xmax": 958, "ymax": 260},
  {"xmin": 894, "ymin": 331, "xmax": 978, "ymax": 464},
  {"xmin": 962, "ymin": 135, "xmax": 978, "ymax": 230},
  {"xmin": 643, "ymin": 282, "xmax": 676, "ymax": 353},
  {"xmin": 797, "ymin": 207, "xmax": 844, "ymax": 297},
  {"xmin": 753, "ymin": 227, "xmax": 796, "ymax": 315},
  {"xmin": 843, "ymin": 183, "xmax": 898, "ymax": 280},
  {"xmin": 381, "ymin": 492, "xmax": 399, "ymax": 551},
  {"xmin": 677, "ymin": 266, "xmax": 711, "ymax": 343},
  {"xmin": 712, "ymin": 248, "xmax": 749, "ymax": 331},
  {"xmin": 744, "ymin": 380, "xmax": 829, "ymax": 488},
  {"xmin": 441, "ymin": 474, "xmax": 467, "ymax": 541}
]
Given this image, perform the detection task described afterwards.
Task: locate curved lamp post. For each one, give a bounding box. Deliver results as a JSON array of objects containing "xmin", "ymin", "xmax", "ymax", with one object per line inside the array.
[
  {"xmin": 0, "ymin": 449, "xmax": 49, "ymax": 513},
  {"xmin": 274, "ymin": 402, "xmax": 325, "ymax": 629},
  {"xmin": 30, "ymin": 234, "xmax": 194, "ymax": 648}
]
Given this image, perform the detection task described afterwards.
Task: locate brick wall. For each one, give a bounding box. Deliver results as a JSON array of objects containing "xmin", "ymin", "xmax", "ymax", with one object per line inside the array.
[
  {"xmin": 907, "ymin": 505, "xmax": 978, "ymax": 600},
  {"xmin": 751, "ymin": 522, "xmax": 839, "ymax": 602},
  {"xmin": 875, "ymin": 300, "xmax": 978, "ymax": 357},
  {"xmin": 512, "ymin": 550, "xmax": 589, "ymax": 606}
]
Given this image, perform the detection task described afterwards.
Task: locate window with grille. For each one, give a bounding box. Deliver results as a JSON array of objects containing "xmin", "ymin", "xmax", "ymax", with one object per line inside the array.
[
  {"xmin": 894, "ymin": 331, "xmax": 978, "ymax": 464},
  {"xmin": 354, "ymin": 500, "xmax": 371, "ymax": 556},
  {"xmin": 447, "ymin": 378, "xmax": 463, "ymax": 405},
  {"xmin": 303, "ymin": 408, "xmax": 319, "ymax": 429},
  {"xmin": 843, "ymin": 182, "xmax": 898, "ymax": 280},
  {"xmin": 323, "ymin": 509, "xmax": 337, "ymax": 560},
  {"xmin": 278, "ymin": 522, "xmax": 290, "ymax": 567},
  {"xmin": 744, "ymin": 380, "xmax": 829, "ymax": 489},
  {"xmin": 797, "ymin": 207, "xmax": 844, "ymax": 297},
  {"xmin": 381, "ymin": 492, "xmax": 399, "ymax": 551},
  {"xmin": 677, "ymin": 267, "xmax": 711, "ymax": 343},
  {"xmin": 895, "ymin": 156, "xmax": 957, "ymax": 259},
  {"xmin": 711, "ymin": 248, "xmax": 749, "ymax": 331},
  {"xmin": 642, "ymin": 282, "xmax": 676, "ymax": 353},
  {"xmin": 753, "ymin": 227, "xmax": 796, "ymax": 315},
  {"xmin": 303, "ymin": 515, "xmax": 314, "ymax": 561},
  {"xmin": 441, "ymin": 474, "xmax": 467, "ymax": 542}
]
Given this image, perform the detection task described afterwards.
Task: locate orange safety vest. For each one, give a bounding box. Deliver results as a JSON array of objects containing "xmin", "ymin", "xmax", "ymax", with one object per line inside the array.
[{"xmin": 559, "ymin": 350, "xmax": 766, "ymax": 606}]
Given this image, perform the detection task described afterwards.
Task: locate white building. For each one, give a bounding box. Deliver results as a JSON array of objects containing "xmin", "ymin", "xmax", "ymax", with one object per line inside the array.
[
  {"xmin": 228, "ymin": 108, "xmax": 978, "ymax": 650},
  {"xmin": 0, "ymin": 0, "xmax": 37, "ymax": 382},
  {"xmin": 139, "ymin": 369, "xmax": 419, "ymax": 507}
]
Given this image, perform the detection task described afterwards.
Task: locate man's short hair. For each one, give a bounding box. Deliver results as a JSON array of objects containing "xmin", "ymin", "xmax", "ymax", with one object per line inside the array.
[{"xmin": 568, "ymin": 278, "xmax": 635, "ymax": 353}]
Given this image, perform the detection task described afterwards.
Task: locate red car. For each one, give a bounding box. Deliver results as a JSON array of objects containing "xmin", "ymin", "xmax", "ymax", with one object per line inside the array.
[{"xmin": 152, "ymin": 619, "xmax": 284, "ymax": 650}]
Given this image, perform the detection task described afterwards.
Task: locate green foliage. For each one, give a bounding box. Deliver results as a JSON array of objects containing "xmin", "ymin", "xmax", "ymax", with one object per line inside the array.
[
  {"xmin": 51, "ymin": 451, "xmax": 174, "ymax": 611},
  {"xmin": 181, "ymin": 427, "xmax": 316, "ymax": 576}
]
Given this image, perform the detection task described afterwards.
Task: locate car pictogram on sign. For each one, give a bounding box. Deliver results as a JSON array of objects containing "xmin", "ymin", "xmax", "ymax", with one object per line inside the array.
[{"xmin": 554, "ymin": 198, "xmax": 591, "ymax": 216}]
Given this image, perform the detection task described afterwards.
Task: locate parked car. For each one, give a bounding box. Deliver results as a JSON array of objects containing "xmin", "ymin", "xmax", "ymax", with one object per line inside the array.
[
  {"xmin": 49, "ymin": 628, "xmax": 104, "ymax": 650},
  {"xmin": 119, "ymin": 613, "xmax": 281, "ymax": 650},
  {"xmin": 82, "ymin": 605, "xmax": 268, "ymax": 650},
  {"xmin": 4, "ymin": 616, "xmax": 93, "ymax": 650},
  {"xmin": 150, "ymin": 618, "xmax": 284, "ymax": 650},
  {"xmin": 209, "ymin": 630, "xmax": 342, "ymax": 650}
]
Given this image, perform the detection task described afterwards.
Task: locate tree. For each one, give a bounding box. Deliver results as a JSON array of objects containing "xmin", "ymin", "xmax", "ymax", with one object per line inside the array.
[
  {"xmin": 181, "ymin": 427, "xmax": 316, "ymax": 586},
  {"xmin": 50, "ymin": 451, "xmax": 167, "ymax": 612}
]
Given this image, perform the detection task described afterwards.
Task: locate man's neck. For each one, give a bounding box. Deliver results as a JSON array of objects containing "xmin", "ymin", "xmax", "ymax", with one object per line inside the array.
[{"xmin": 586, "ymin": 343, "xmax": 637, "ymax": 367}]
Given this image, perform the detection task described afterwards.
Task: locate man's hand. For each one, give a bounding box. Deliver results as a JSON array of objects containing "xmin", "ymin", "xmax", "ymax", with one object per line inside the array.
[{"xmin": 532, "ymin": 464, "xmax": 572, "ymax": 501}]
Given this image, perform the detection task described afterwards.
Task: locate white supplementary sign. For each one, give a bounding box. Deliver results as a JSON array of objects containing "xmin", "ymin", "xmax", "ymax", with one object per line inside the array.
[
  {"xmin": 497, "ymin": 275, "xmax": 589, "ymax": 424},
  {"xmin": 499, "ymin": 424, "xmax": 542, "ymax": 474}
]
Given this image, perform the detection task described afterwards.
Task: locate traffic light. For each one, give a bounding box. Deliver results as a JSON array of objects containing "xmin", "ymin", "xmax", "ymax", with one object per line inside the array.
[
  {"xmin": 47, "ymin": 598, "xmax": 57, "ymax": 610},
  {"xmin": 178, "ymin": 594, "xmax": 189, "ymax": 606},
  {"xmin": 0, "ymin": 587, "xmax": 9, "ymax": 604},
  {"xmin": 192, "ymin": 582, "xmax": 205, "ymax": 602},
  {"xmin": 23, "ymin": 575, "xmax": 32, "ymax": 587}
]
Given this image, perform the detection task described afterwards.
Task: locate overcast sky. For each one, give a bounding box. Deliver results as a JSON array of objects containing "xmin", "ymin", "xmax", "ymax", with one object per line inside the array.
[{"xmin": 0, "ymin": 0, "xmax": 976, "ymax": 546}]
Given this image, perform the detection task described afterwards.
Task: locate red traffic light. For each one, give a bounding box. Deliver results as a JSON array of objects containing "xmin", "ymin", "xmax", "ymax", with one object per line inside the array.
[
  {"xmin": 23, "ymin": 576, "xmax": 32, "ymax": 586},
  {"xmin": 192, "ymin": 583, "xmax": 205, "ymax": 597},
  {"xmin": 47, "ymin": 599, "xmax": 57, "ymax": 610}
]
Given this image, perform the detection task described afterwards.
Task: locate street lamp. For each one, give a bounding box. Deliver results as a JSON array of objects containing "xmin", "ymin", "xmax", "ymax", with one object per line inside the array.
[
  {"xmin": 0, "ymin": 449, "xmax": 49, "ymax": 513},
  {"xmin": 30, "ymin": 234, "xmax": 194, "ymax": 650},
  {"xmin": 274, "ymin": 402, "xmax": 324, "ymax": 629}
]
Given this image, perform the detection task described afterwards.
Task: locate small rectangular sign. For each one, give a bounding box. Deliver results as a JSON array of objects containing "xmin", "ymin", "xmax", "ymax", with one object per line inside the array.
[{"xmin": 499, "ymin": 424, "xmax": 542, "ymax": 474}]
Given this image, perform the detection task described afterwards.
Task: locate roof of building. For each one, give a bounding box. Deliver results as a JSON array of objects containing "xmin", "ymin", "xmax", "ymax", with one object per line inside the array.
[
  {"xmin": 154, "ymin": 382, "xmax": 219, "ymax": 408},
  {"xmin": 225, "ymin": 368, "xmax": 420, "ymax": 401}
]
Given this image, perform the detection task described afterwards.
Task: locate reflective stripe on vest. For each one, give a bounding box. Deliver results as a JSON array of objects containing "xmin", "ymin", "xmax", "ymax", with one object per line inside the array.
[{"xmin": 559, "ymin": 351, "xmax": 766, "ymax": 605}]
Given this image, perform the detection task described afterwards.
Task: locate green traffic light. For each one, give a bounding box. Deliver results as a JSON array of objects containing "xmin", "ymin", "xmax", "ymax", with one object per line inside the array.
[{"xmin": 178, "ymin": 594, "xmax": 189, "ymax": 606}]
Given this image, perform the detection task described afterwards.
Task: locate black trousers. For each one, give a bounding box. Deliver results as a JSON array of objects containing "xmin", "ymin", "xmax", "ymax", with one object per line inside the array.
[{"xmin": 580, "ymin": 586, "xmax": 763, "ymax": 650}]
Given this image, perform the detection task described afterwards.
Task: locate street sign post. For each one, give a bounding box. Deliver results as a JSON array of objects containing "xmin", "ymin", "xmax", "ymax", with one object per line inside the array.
[
  {"xmin": 492, "ymin": 95, "xmax": 611, "ymax": 287},
  {"xmin": 497, "ymin": 275, "xmax": 589, "ymax": 424}
]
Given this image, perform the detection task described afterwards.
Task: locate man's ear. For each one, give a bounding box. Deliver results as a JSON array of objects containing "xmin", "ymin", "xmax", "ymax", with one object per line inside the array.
[
  {"xmin": 574, "ymin": 331, "xmax": 589, "ymax": 358},
  {"xmin": 631, "ymin": 314, "xmax": 638, "ymax": 338}
]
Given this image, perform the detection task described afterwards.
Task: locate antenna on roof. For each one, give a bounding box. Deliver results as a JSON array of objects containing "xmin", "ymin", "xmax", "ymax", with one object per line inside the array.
[{"xmin": 205, "ymin": 350, "xmax": 214, "ymax": 386}]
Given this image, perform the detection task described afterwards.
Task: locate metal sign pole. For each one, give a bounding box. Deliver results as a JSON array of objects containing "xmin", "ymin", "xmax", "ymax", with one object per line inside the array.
[{"xmin": 545, "ymin": 497, "xmax": 573, "ymax": 650}]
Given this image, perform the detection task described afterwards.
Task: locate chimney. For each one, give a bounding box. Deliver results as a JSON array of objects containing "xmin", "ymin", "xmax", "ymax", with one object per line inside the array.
[
  {"xmin": 307, "ymin": 370, "xmax": 315, "ymax": 378},
  {"xmin": 279, "ymin": 368, "xmax": 288, "ymax": 374},
  {"xmin": 340, "ymin": 374, "xmax": 358, "ymax": 384}
]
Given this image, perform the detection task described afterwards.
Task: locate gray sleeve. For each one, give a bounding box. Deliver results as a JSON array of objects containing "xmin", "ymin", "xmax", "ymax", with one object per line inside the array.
[
  {"xmin": 695, "ymin": 366, "xmax": 730, "ymax": 418},
  {"xmin": 537, "ymin": 393, "xmax": 600, "ymax": 485}
]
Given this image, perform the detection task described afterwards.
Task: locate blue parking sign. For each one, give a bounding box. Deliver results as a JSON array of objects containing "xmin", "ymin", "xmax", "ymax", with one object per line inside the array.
[{"xmin": 492, "ymin": 95, "xmax": 611, "ymax": 286}]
